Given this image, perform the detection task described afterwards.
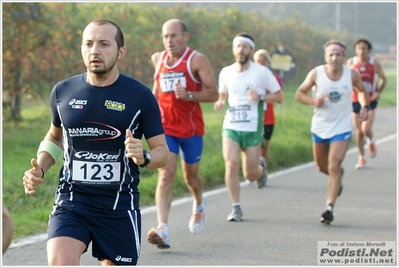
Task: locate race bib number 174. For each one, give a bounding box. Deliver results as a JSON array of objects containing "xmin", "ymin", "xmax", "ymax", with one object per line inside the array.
[{"xmin": 160, "ymin": 71, "xmax": 187, "ymax": 93}]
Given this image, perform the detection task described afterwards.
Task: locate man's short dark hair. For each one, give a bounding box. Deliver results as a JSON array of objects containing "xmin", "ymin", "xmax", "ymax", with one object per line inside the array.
[
  {"xmin": 89, "ymin": 19, "xmax": 124, "ymax": 49},
  {"xmin": 235, "ymin": 32, "xmax": 255, "ymax": 43},
  {"xmin": 353, "ymin": 37, "xmax": 372, "ymax": 50}
]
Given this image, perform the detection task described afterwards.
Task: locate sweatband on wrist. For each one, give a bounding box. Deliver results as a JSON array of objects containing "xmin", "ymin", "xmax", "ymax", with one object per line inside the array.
[{"xmin": 37, "ymin": 140, "xmax": 63, "ymax": 163}]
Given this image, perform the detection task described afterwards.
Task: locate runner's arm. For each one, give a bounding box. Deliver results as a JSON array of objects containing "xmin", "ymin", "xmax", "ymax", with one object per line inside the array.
[
  {"xmin": 374, "ymin": 60, "xmax": 387, "ymax": 95},
  {"xmin": 23, "ymin": 124, "xmax": 63, "ymax": 195},
  {"xmin": 295, "ymin": 68, "xmax": 319, "ymax": 106},
  {"xmin": 352, "ymin": 69, "xmax": 370, "ymax": 108},
  {"xmin": 143, "ymin": 134, "xmax": 169, "ymax": 169},
  {"xmin": 214, "ymin": 92, "xmax": 228, "ymax": 112},
  {"xmin": 37, "ymin": 124, "xmax": 63, "ymax": 173},
  {"xmin": 352, "ymin": 69, "xmax": 370, "ymax": 121},
  {"xmin": 150, "ymin": 52, "xmax": 161, "ymax": 98},
  {"xmin": 151, "ymin": 52, "xmax": 161, "ymax": 68},
  {"xmin": 265, "ymin": 90, "xmax": 284, "ymax": 104},
  {"xmin": 190, "ymin": 52, "xmax": 219, "ymax": 102}
]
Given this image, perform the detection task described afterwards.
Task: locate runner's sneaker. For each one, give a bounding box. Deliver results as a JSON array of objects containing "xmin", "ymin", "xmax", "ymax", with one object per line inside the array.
[
  {"xmin": 369, "ymin": 143, "xmax": 377, "ymax": 158},
  {"xmin": 257, "ymin": 156, "xmax": 268, "ymax": 188},
  {"xmin": 320, "ymin": 209, "xmax": 334, "ymax": 224},
  {"xmin": 354, "ymin": 157, "xmax": 366, "ymax": 169},
  {"xmin": 227, "ymin": 205, "xmax": 243, "ymax": 222},
  {"xmin": 147, "ymin": 226, "xmax": 170, "ymax": 249},
  {"xmin": 188, "ymin": 199, "xmax": 205, "ymax": 234}
]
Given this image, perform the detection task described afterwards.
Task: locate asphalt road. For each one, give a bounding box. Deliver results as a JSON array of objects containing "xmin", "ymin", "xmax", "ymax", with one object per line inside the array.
[{"xmin": 3, "ymin": 106, "xmax": 397, "ymax": 267}]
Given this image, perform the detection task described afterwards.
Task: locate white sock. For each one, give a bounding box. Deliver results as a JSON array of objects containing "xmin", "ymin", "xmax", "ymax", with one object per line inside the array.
[
  {"xmin": 196, "ymin": 203, "xmax": 204, "ymax": 213},
  {"xmin": 233, "ymin": 202, "xmax": 241, "ymax": 208},
  {"xmin": 369, "ymin": 136, "xmax": 375, "ymax": 144},
  {"xmin": 158, "ymin": 223, "xmax": 168, "ymax": 232}
]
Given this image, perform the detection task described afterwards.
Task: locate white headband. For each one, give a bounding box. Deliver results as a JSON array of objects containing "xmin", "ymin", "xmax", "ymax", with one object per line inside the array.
[{"xmin": 232, "ymin": 36, "xmax": 255, "ymax": 49}]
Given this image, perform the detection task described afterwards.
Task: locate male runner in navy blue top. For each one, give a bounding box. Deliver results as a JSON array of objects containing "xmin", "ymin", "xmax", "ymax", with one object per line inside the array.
[{"xmin": 22, "ymin": 19, "xmax": 169, "ymax": 266}]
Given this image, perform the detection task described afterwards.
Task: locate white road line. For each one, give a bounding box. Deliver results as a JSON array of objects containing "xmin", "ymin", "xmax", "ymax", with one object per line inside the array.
[{"xmin": 9, "ymin": 133, "xmax": 396, "ymax": 249}]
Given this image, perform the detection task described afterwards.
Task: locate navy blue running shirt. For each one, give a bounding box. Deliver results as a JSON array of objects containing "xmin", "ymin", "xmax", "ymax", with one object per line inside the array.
[{"xmin": 50, "ymin": 73, "xmax": 164, "ymax": 211}]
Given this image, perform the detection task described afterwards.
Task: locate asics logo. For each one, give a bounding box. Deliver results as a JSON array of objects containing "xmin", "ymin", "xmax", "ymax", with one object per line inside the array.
[
  {"xmin": 115, "ymin": 255, "xmax": 132, "ymax": 263},
  {"xmin": 69, "ymin": 99, "xmax": 88, "ymax": 105}
]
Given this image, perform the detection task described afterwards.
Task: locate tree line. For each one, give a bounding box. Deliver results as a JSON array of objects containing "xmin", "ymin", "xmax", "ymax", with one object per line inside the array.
[
  {"xmin": 3, "ymin": 2, "xmax": 356, "ymax": 121},
  {"xmin": 194, "ymin": 2, "xmax": 397, "ymax": 51}
]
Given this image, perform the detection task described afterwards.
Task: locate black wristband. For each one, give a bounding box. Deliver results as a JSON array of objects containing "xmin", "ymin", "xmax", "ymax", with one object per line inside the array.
[
  {"xmin": 41, "ymin": 168, "xmax": 45, "ymax": 178},
  {"xmin": 139, "ymin": 150, "xmax": 152, "ymax": 168}
]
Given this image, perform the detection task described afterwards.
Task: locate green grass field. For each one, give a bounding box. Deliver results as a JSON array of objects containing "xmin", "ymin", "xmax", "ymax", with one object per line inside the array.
[{"xmin": 2, "ymin": 68, "xmax": 396, "ymax": 238}]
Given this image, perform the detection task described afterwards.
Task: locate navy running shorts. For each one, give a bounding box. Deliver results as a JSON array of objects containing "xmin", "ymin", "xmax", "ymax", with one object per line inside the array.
[
  {"xmin": 352, "ymin": 100, "xmax": 378, "ymax": 113},
  {"xmin": 47, "ymin": 203, "xmax": 141, "ymax": 265},
  {"xmin": 263, "ymin": 125, "xmax": 274, "ymax": 140}
]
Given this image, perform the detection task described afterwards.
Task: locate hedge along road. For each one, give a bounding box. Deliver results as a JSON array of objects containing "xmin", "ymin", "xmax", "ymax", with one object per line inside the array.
[{"xmin": 2, "ymin": 106, "xmax": 396, "ymax": 266}]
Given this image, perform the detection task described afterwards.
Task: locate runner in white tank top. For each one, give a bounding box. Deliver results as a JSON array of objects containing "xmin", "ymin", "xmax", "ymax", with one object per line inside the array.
[
  {"xmin": 295, "ymin": 39, "xmax": 370, "ymax": 225},
  {"xmin": 311, "ymin": 65, "xmax": 353, "ymax": 139}
]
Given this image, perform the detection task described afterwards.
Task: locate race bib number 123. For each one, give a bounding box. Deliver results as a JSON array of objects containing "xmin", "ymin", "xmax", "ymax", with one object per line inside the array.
[{"xmin": 72, "ymin": 150, "xmax": 121, "ymax": 185}]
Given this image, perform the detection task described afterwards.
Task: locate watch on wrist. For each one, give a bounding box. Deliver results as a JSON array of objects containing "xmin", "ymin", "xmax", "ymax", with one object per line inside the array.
[
  {"xmin": 187, "ymin": 91, "xmax": 194, "ymax": 101},
  {"xmin": 139, "ymin": 150, "xmax": 152, "ymax": 167},
  {"xmin": 363, "ymin": 105, "xmax": 370, "ymax": 110}
]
